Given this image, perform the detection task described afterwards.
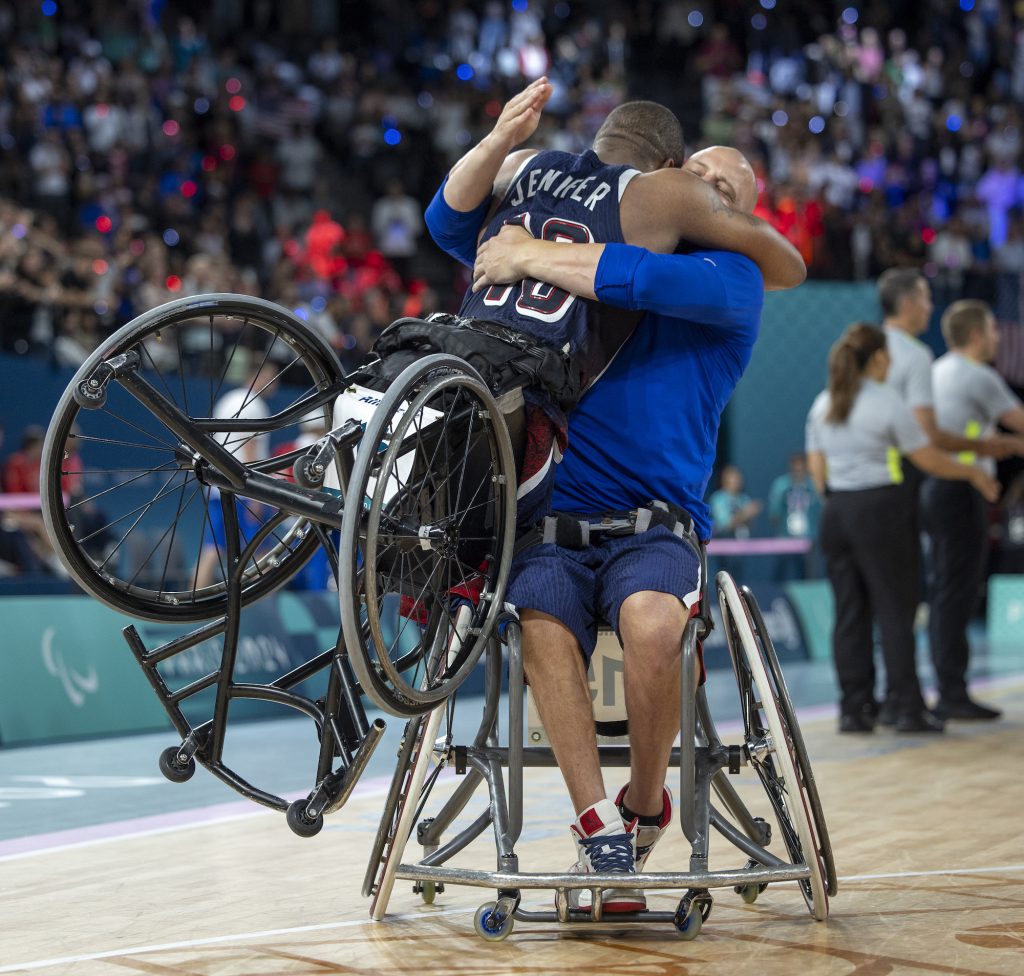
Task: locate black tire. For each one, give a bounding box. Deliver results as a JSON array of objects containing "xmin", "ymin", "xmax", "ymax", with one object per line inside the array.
[
  {"xmin": 158, "ymin": 745, "xmax": 196, "ymax": 783},
  {"xmin": 286, "ymin": 798, "xmax": 324, "ymax": 838},
  {"xmin": 41, "ymin": 294, "xmax": 345, "ymax": 622},
  {"xmin": 717, "ymin": 572, "xmax": 831, "ymax": 921},
  {"xmin": 741, "ymin": 585, "xmax": 838, "ymax": 899},
  {"xmin": 338, "ymin": 354, "xmax": 517, "ymax": 717}
]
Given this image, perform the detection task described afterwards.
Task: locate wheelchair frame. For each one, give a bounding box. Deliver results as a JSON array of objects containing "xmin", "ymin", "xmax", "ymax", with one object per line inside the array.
[
  {"xmin": 41, "ymin": 294, "xmax": 517, "ymax": 831},
  {"xmin": 361, "ymin": 567, "xmax": 837, "ymax": 940},
  {"xmin": 41, "ymin": 294, "xmax": 837, "ymax": 939}
]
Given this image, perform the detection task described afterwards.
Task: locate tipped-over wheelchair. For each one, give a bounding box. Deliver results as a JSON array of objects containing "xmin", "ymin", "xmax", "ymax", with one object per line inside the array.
[
  {"xmin": 41, "ymin": 293, "xmax": 835, "ymax": 937},
  {"xmin": 42, "ymin": 293, "xmax": 519, "ymax": 830}
]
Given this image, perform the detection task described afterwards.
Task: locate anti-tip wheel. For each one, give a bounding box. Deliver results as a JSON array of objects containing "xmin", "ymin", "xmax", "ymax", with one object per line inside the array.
[
  {"xmin": 736, "ymin": 884, "xmax": 760, "ymax": 904},
  {"xmin": 286, "ymin": 799, "xmax": 324, "ymax": 838},
  {"xmin": 158, "ymin": 746, "xmax": 195, "ymax": 783},
  {"xmin": 674, "ymin": 892, "xmax": 711, "ymax": 940},
  {"xmin": 415, "ymin": 881, "xmax": 437, "ymax": 904},
  {"xmin": 473, "ymin": 902, "xmax": 514, "ymax": 942}
]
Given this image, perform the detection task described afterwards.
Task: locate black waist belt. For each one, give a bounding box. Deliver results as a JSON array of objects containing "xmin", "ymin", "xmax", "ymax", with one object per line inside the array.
[{"xmin": 539, "ymin": 500, "xmax": 700, "ymax": 552}]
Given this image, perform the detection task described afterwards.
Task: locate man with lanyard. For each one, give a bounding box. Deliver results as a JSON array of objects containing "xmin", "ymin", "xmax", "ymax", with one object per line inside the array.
[
  {"xmin": 923, "ymin": 300, "xmax": 1024, "ymax": 720},
  {"xmin": 426, "ymin": 81, "xmax": 802, "ymax": 911}
]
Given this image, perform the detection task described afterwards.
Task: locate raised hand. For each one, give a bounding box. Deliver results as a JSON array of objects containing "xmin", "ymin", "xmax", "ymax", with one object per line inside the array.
[{"xmin": 489, "ymin": 77, "xmax": 553, "ymax": 151}]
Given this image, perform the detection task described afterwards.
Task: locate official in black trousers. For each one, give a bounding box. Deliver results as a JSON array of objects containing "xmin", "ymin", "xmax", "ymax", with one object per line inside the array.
[
  {"xmin": 924, "ymin": 301, "xmax": 1024, "ymax": 719},
  {"xmin": 805, "ymin": 324, "xmax": 1000, "ymax": 734}
]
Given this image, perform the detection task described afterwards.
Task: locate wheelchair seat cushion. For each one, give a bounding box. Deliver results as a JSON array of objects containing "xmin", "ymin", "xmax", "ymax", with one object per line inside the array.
[
  {"xmin": 505, "ymin": 524, "xmax": 701, "ymax": 659},
  {"xmin": 363, "ymin": 314, "xmax": 582, "ymax": 413}
]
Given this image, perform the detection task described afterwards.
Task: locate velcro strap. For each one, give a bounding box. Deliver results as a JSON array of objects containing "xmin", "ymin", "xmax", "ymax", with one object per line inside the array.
[
  {"xmin": 522, "ymin": 500, "xmax": 700, "ymax": 553},
  {"xmin": 642, "ymin": 499, "xmax": 696, "ymax": 540},
  {"xmin": 542, "ymin": 514, "xmax": 589, "ymax": 548}
]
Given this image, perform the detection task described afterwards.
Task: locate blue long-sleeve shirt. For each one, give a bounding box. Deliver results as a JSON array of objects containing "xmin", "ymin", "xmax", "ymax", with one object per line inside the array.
[{"xmin": 425, "ymin": 184, "xmax": 764, "ymax": 539}]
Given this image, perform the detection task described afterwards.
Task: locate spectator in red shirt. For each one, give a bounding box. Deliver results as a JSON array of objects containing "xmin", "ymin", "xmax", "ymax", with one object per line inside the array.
[{"xmin": 2, "ymin": 426, "xmax": 45, "ymax": 494}]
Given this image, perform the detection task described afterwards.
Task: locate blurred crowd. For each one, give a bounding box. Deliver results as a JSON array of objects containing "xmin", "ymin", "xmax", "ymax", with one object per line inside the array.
[
  {"xmin": 5, "ymin": 0, "xmax": 1024, "ymax": 573},
  {"xmin": 4, "ymin": 1, "xmax": 1024, "ymax": 374}
]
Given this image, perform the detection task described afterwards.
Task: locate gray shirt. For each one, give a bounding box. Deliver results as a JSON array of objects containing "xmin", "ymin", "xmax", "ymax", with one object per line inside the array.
[
  {"xmin": 933, "ymin": 351, "xmax": 1020, "ymax": 475},
  {"xmin": 885, "ymin": 325, "xmax": 934, "ymax": 410},
  {"xmin": 806, "ymin": 380, "xmax": 929, "ymax": 490}
]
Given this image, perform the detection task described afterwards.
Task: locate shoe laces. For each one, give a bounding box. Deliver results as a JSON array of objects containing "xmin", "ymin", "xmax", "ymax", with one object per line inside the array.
[{"xmin": 579, "ymin": 832, "xmax": 636, "ymax": 873}]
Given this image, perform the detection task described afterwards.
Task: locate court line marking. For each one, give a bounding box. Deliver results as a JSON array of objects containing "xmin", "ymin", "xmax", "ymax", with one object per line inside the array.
[
  {"xmin": 0, "ymin": 776, "xmax": 397, "ymax": 862},
  {"xmin": 3, "ymin": 862, "xmax": 1023, "ymax": 974},
  {"xmin": 4, "ymin": 668, "xmax": 1023, "ymax": 862}
]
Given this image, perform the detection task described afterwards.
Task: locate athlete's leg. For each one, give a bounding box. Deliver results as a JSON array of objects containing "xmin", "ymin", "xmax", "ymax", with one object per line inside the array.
[
  {"xmin": 520, "ymin": 609, "xmax": 606, "ymax": 813},
  {"xmin": 617, "ymin": 590, "xmax": 691, "ymax": 816},
  {"xmin": 598, "ymin": 527, "xmax": 701, "ymax": 817}
]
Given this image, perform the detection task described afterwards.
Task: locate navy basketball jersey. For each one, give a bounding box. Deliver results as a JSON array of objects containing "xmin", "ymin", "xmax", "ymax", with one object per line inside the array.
[{"xmin": 459, "ymin": 149, "xmax": 640, "ymax": 358}]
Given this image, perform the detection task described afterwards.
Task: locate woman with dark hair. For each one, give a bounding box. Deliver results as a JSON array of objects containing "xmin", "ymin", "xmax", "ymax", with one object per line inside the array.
[{"xmin": 805, "ymin": 323, "xmax": 1000, "ymax": 734}]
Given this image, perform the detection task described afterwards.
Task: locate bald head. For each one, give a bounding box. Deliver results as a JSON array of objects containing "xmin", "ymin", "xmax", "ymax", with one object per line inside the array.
[{"xmin": 683, "ymin": 146, "xmax": 758, "ymax": 213}]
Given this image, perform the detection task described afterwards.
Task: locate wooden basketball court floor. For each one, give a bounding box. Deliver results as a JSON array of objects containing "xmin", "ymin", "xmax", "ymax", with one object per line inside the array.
[{"xmin": 1, "ymin": 657, "xmax": 1022, "ymax": 975}]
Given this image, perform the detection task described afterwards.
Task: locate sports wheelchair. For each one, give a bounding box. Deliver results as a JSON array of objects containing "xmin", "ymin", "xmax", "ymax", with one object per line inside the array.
[
  {"xmin": 41, "ymin": 294, "xmax": 836, "ymax": 937},
  {"xmin": 42, "ymin": 293, "xmax": 518, "ymax": 829},
  {"xmin": 361, "ymin": 562, "xmax": 837, "ymax": 939}
]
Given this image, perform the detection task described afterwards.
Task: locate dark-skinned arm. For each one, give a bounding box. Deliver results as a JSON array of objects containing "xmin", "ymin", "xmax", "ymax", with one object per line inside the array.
[{"xmin": 620, "ymin": 168, "xmax": 806, "ymax": 290}]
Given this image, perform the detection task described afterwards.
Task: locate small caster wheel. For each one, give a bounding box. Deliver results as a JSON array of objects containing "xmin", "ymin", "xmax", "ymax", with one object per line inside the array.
[
  {"xmin": 474, "ymin": 902, "xmax": 514, "ymax": 942},
  {"xmin": 158, "ymin": 746, "xmax": 195, "ymax": 783},
  {"xmin": 736, "ymin": 884, "xmax": 760, "ymax": 904},
  {"xmin": 674, "ymin": 903, "xmax": 702, "ymax": 940},
  {"xmin": 735, "ymin": 860, "xmax": 770, "ymax": 900},
  {"xmin": 414, "ymin": 880, "xmax": 437, "ymax": 904},
  {"xmin": 292, "ymin": 455, "xmax": 324, "ymax": 488},
  {"xmin": 73, "ymin": 381, "xmax": 106, "ymax": 409},
  {"xmin": 286, "ymin": 799, "xmax": 324, "ymax": 838},
  {"xmin": 674, "ymin": 891, "xmax": 712, "ymax": 940}
]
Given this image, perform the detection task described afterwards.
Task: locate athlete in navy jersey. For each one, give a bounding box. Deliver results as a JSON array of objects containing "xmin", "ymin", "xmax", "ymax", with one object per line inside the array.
[
  {"xmin": 426, "ymin": 80, "xmax": 800, "ymax": 911},
  {"xmin": 458, "ymin": 149, "xmax": 640, "ymax": 366}
]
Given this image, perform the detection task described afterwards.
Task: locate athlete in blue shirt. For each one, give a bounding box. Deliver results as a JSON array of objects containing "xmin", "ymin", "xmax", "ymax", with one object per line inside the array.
[{"xmin": 426, "ymin": 81, "xmax": 796, "ymax": 910}]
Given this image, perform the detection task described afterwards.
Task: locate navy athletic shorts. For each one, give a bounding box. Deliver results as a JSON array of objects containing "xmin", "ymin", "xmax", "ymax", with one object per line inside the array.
[{"xmin": 506, "ymin": 524, "xmax": 701, "ymax": 660}]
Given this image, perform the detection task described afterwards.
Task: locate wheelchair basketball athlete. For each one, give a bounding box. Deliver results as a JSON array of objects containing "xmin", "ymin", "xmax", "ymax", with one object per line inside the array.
[
  {"xmin": 353, "ymin": 79, "xmax": 802, "ymax": 531},
  {"xmin": 428, "ymin": 79, "xmax": 804, "ymax": 911}
]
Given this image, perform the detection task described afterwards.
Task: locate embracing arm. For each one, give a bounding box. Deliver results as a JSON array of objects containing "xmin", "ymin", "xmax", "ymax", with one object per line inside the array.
[
  {"xmin": 906, "ymin": 444, "xmax": 1001, "ymax": 502},
  {"xmin": 473, "ymin": 228, "xmax": 763, "ymax": 327},
  {"xmin": 913, "ymin": 403, "xmax": 1024, "ymax": 459},
  {"xmin": 621, "ymin": 168, "xmax": 806, "ymax": 291}
]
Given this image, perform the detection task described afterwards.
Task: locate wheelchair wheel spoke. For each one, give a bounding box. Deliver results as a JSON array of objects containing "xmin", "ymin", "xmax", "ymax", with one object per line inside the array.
[{"xmin": 43, "ymin": 296, "xmax": 343, "ymax": 621}]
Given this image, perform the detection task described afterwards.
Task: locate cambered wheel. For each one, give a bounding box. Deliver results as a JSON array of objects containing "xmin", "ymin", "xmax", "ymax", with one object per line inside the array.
[
  {"xmin": 366, "ymin": 702, "xmax": 449, "ymax": 920},
  {"xmin": 41, "ymin": 294, "xmax": 345, "ymax": 622},
  {"xmin": 339, "ymin": 354, "xmax": 517, "ymax": 717},
  {"xmin": 741, "ymin": 585, "xmax": 838, "ymax": 900},
  {"xmin": 158, "ymin": 745, "xmax": 196, "ymax": 783},
  {"xmin": 717, "ymin": 572, "xmax": 831, "ymax": 921}
]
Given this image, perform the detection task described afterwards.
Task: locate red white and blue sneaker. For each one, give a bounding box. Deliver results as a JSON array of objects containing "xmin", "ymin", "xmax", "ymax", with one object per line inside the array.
[
  {"xmin": 565, "ymin": 798, "xmax": 644, "ymax": 913},
  {"xmin": 615, "ymin": 783, "xmax": 673, "ymax": 874}
]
